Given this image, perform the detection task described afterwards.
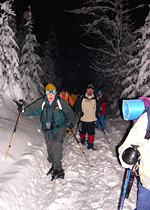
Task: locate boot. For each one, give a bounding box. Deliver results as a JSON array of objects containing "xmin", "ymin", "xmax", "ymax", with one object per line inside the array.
[
  {"xmin": 47, "ymin": 165, "xmax": 53, "ymax": 176},
  {"xmin": 51, "ymin": 169, "xmax": 65, "ymax": 181},
  {"xmin": 87, "ymin": 142, "xmax": 97, "ymax": 150},
  {"xmin": 80, "ymin": 139, "xmax": 85, "ymax": 145}
]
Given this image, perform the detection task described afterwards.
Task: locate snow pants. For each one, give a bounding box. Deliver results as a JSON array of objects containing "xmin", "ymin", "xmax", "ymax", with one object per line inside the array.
[
  {"xmin": 44, "ymin": 128, "xmax": 66, "ymax": 171},
  {"xmin": 80, "ymin": 121, "xmax": 95, "ymax": 143},
  {"xmin": 96, "ymin": 114, "xmax": 105, "ymax": 130},
  {"xmin": 136, "ymin": 181, "xmax": 150, "ymax": 210}
]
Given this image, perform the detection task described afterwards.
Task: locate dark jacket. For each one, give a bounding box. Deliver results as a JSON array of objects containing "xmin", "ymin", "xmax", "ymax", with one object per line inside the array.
[{"xmin": 23, "ymin": 96, "xmax": 76, "ymax": 138}]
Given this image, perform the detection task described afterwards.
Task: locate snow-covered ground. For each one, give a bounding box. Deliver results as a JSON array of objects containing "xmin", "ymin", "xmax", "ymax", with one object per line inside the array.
[{"xmin": 0, "ymin": 96, "xmax": 137, "ymax": 210}]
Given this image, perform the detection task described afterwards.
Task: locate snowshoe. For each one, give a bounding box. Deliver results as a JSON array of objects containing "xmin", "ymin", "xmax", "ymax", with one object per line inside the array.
[
  {"xmin": 46, "ymin": 166, "xmax": 53, "ymax": 176},
  {"xmin": 87, "ymin": 145, "xmax": 97, "ymax": 150},
  {"xmin": 51, "ymin": 169, "xmax": 65, "ymax": 181}
]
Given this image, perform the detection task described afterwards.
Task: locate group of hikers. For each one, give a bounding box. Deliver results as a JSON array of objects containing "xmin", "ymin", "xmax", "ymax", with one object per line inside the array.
[
  {"xmin": 21, "ymin": 83, "xmax": 110, "ymax": 180},
  {"xmin": 19, "ymin": 82, "xmax": 150, "ymax": 209}
]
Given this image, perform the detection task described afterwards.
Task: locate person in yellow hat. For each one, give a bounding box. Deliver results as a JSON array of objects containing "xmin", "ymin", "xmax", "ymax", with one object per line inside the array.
[
  {"xmin": 22, "ymin": 83, "xmax": 76, "ymax": 180},
  {"xmin": 45, "ymin": 83, "xmax": 57, "ymax": 92}
]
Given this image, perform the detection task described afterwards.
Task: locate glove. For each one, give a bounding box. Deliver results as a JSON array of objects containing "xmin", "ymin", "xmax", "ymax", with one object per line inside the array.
[
  {"xmin": 77, "ymin": 112, "xmax": 83, "ymax": 118},
  {"xmin": 96, "ymin": 112, "xmax": 101, "ymax": 118},
  {"xmin": 67, "ymin": 122, "xmax": 74, "ymax": 129},
  {"xmin": 17, "ymin": 102, "xmax": 25, "ymax": 113}
]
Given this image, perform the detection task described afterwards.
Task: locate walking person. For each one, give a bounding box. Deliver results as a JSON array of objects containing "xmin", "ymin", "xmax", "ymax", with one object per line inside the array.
[
  {"xmin": 22, "ymin": 83, "xmax": 76, "ymax": 180},
  {"xmin": 59, "ymin": 87, "xmax": 75, "ymax": 108},
  {"xmin": 95, "ymin": 90, "xmax": 109, "ymax": 131},
  {"xmin": 75, "ymin": 84, "xmax": 101, "ymax": 150},
  {"xmin": 118, "ymin": 96, "xmax": 150, "ymax": 210}
]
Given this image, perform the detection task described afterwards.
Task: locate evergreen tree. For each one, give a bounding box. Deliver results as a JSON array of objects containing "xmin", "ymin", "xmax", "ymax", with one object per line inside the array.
[
  {"xmin": 135, "ymin": 7, "xmax": 150, "ymax": 97},
  {"xmin": 121, "ymin": 6, "xmax": 150, "ymax": 98},
  {"xmin": 70, "ymin": 0, "xmax": 145, "ymax": 107},
  {"xmin": 19, "ymin": 6, "xmax": 44, "ymax": 102},
  {"xmin": 0, "ymin": 0, "xmax": 23, "ymax": 100}
]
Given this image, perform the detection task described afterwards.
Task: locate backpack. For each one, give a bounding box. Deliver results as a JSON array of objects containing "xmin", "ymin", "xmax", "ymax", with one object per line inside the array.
[
  {"xmin": 143, "ymin": 107, "xmax": 150, "ymax": 139},
  {"xmin": 41, "ymin": 98, "xmax": 67, "ymax": 131}
]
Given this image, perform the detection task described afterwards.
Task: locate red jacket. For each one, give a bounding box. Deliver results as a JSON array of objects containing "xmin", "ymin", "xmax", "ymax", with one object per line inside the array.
[{"xmin": 102, "ymin": 102, "xmax": 108, "ymax": 115}]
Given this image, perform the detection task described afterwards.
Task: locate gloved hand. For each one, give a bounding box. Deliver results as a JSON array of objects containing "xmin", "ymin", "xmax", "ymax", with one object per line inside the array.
[
  {"xmin": 67, "ymin": 122, "xmax": 74, "ymax": 129},
  {"xmin": 17, "ymin": 102, "xmax": 25, "ymax": 113},
  {"xmin": 77, "ymin": 112, "xmax": 83, "ymax": 118},
  {"xmin": 96, "ymin": 112, "xmax": 101, "ymax": 119}
]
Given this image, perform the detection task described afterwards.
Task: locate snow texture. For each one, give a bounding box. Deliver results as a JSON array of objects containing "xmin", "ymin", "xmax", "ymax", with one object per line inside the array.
[{"xmin": 0, "ymin": 95, "xmax": 137, "ymax": 210}]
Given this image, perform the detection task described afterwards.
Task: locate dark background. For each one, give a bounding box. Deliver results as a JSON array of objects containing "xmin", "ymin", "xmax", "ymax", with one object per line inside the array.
[
  {"xmin": 12, "ymin": 0, "xmax": 149, "ymax": 44},
  {"xmin": 13, "ymin": 0, "xmax": 85, "ymax": 44}
]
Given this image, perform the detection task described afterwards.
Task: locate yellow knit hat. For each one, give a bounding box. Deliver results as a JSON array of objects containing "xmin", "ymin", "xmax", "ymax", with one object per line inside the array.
[{"xmin": 45, "ymin": 83, "xmax": 56, "ymax": 92}]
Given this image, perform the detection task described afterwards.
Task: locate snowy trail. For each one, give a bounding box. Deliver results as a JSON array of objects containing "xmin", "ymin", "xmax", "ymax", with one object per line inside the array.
[{"xmin": 0, "ymin": 101, "xmax": 137, "ymax": 210}]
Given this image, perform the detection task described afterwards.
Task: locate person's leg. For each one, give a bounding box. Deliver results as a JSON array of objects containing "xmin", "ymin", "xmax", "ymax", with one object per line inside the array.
[
  {"xmin": 52, "ymin": 128, "xmax": 66, "ymax": 171},
  {"xmin": 136, "ymin": 181, "xmax": 150, "ymax": 210},
  {"xmin": 44, "ymin": 133, "xmax": 54, "ymax": 163},
  {"xmin": 80, "ymin": 121, "xmax": 87, "ymax": 144},
  {"xmin": 87, "ymin": 122, "xmax": 95, "ymax": 149},
  {"xmin": 95, "ymin": 119, "xmax": 100, "ymax": 128},
  {"xmin": 100, "ymin": 115, "xmax": 105, "ymax": 130}
]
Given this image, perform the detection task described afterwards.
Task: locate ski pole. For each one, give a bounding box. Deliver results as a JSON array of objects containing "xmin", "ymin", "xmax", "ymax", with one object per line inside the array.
[
  {"xmin": 98, "ymin": 118, "xmax": 110, "ymax": 144},
  {"xmin": 70, "ymin": 128, "xmax": 93, "ymax": 167},
  {"xmin": 75, "ymin": 118, "xmax": 80, "ymax": 135},
  {"xmin": 125, "ymin": 170, "xmax": 135, "ymax": 199},
  {"xmin": 119, "ymin": 168, "xmax": 132, "ymax": 210},
  {"xmin": 108, "ymin": 104, "xmax": 114, "ymax": 120},
  {"xmin": 5, "ymin": 111, "xmax": 22, "ymax": 161}
]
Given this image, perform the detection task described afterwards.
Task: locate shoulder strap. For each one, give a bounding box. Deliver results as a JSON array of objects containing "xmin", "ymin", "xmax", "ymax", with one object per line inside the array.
[
  {"xmin": 144, "ymin": 107, "xmax": 150, "ymax": 139},
  {"xmin": 57, "ymin": 98, "xmax": 68, "ymax": 121},
  {"xmin": 42, "ymin": 101, "xmax": 46, "ymax": 110},
  {"xmin": 57, "ymin": 99, "xmax": 63, "ymax": 110}
]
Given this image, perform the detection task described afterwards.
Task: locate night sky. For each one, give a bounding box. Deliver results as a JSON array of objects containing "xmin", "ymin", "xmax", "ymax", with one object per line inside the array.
[
  {"xmin": 13, "ymin": 0, "xmax": 85, "ymax": 44},
  {"xmin": 12, "ymin": 0, "xmax": 149, "ymax": 44}
]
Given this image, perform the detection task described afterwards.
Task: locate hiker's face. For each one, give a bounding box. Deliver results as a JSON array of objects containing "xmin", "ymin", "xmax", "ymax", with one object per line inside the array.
[
  {"xmin": 98, "ymin": 94, "xmax": 102, "ymax": 99},
  {"xmin": 47, "ymin": 93, "xmax": 55, "ymax": 103},
  {"xmin": 86, "ymin": 88, "xmax": 94, "ymax": 96},
  {"xmin": 61, "ymin": 91, "xmax": 66, "ymax": 97}
]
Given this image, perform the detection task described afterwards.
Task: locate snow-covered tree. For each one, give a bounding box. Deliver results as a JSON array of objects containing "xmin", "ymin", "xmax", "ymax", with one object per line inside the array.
[
  {"xmin": 19, "ymin": 6, "xmax": 44, "ymax": 103},
  {"xmin": 135, "ymin": 8, "xmax": 150, "ymax": 97},
  {"xmin": 121, "ymin": 6, "xmax": 150, "ymax": 98},
  {"xmin": 69, "ymin": 0, "xmax": 145, "ymax": 108},
  {"xmin": 71, "ymin": 1, "xmax": 134, "ymax": 82},
  {"xmin": 0, "ymin": 0, "xmax": 24, "ymax": 100}
]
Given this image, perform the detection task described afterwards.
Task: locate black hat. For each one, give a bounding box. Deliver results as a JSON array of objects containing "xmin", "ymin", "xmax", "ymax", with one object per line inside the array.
[{"xmin": 87, "ymin": 84, "xmax": 94, "ymax": 90}]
